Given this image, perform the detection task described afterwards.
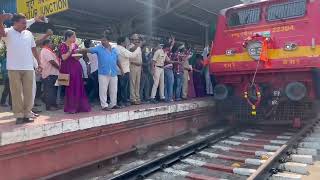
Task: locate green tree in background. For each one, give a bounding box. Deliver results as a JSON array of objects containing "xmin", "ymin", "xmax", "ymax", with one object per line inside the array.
[{"xmin": 0, "ymin": 41, "xmax": 6, "ymax": 60}]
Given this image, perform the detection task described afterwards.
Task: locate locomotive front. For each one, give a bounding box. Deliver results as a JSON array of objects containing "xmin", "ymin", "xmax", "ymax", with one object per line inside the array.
[{"xmin": 210, "ymin": 0, "xmax": 320, "ymax": 124}]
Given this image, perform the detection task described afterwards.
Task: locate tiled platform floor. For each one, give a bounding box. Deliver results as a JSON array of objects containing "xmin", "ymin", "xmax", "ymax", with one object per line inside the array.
[{"xmin": 0, "ymin": 98, "xmax": 214, "ymax": 146}]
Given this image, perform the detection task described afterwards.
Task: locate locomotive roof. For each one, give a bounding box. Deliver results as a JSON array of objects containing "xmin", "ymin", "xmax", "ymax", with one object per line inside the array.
[{"xmin": 220, "ymin": 0, "xmax": 271, "ymax": 15}]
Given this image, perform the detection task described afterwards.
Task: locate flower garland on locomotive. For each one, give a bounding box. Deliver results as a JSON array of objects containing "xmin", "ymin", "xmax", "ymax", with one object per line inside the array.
[{"xmin": 242, "ymin": 34, "xmax": 274, "ymax": 116}]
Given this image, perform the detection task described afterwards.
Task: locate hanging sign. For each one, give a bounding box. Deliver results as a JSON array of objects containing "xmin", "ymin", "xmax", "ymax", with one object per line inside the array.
[{"xmin": 17, "ymin": 0, "xmax": 69, "ymax": 19}]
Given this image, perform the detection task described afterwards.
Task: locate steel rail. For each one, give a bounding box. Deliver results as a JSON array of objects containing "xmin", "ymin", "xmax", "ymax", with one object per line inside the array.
[
  {"xmin": 108, "ymin": 127, "xmax": 237, "ymax": 180},
  {"xmin": 248, "ymin": 117, "xmax": 320, "ymax": 180}
]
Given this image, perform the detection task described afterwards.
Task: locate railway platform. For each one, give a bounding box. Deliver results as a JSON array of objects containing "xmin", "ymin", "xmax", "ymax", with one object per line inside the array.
[{"xmin": 0, "ymin": 98, "xmax": 215, "ymax": 180}]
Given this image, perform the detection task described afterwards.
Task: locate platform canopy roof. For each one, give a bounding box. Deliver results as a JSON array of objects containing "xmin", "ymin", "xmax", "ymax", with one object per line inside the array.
[{"xmin": 48, "ymin": 0, "xmax": 242, "ymax": 45}]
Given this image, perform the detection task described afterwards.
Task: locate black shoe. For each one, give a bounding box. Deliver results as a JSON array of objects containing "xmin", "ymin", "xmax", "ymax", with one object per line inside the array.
[
  {"xmin": 111, "ymin": 105, "xmax": 121, "ymax": 109},
  {"xmin": 0, "ymin": 103, "xmax": 8, "ymax": 107},
  {"xmin": 34, "ymin": 103, "xmax": 41, "ymax": 107},
  {"xmin": 46, "ymin": 106, "xmax": 60, "ymax": 111},
  {"xmin": 141, "ymin": 101, "xmax": 150, "ymax": 104},
  {"xmin": 31, "ymin": 111, "xmax": 40, "ymax": 117},
  {"xmin": 118, "ymin": 103, "xmax": 126, "ymax": 108},
  {"xmin": 102, "ymin": 107, "xmax": 111, "ymax": 111},
  {"xmin": 32, "ymin": 108, "xmax": 42, "ymax": 113},
  {"xmin": 119, "ymin": 102, "xmax": 129, "ymax": 107},
  {"xmin": 150, "ymin": 99, "xmax": 158, "ymax": 104},
  {"xmin": 16, "ymin": 118, "xmax": 25, "ymax": 125},
  {"xmin": 23, "ymin": 118, "xmax": 34, "ymax": 123},
  {"xmin": 132, "ymin": 101, "xmax": 141, "ymax": 105}
]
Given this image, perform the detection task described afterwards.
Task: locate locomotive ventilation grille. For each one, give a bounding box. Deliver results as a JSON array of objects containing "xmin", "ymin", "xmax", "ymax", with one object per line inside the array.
[{"xmin": 215, "ymin": 97, "xmax": 316, "ymax": 122}]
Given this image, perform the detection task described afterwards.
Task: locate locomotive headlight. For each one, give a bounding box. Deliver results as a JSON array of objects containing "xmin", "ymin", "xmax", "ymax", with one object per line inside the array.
[
  {"xmin": 284, "ymin": 43, "xmax": 298, "ymax": 51},
  {"xmin": 249, "ymin": 48, "xmax": 260, "ymax": 55},
  {"xmin": 246, "ymin": 41, "xmax": 262, "ymax": 61},
  {"xmin": 226, "ymin": 49, "xmax": 236, "ymax": 56}
]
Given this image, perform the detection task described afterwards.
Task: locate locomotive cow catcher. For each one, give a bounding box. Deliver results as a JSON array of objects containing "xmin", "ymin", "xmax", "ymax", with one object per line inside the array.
[{"xmin": 210, "ymin": 0, "xmax": 320, "ymax": 125}]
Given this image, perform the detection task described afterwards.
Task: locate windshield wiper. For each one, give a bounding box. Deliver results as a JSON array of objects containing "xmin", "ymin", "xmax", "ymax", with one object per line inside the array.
[
  {"xmin": 275, "ymin": 14, "xmax": 286, "ymax": 22},
  {"xmin": 245, "ymin": 14, "xmax": 250, "ymax": 24}
]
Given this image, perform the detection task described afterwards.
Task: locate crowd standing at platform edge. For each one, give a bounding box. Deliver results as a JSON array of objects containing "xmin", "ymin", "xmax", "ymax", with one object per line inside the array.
[{"xmin": 0, "ymin": 13, "xmax": 216, "ymax": 125}]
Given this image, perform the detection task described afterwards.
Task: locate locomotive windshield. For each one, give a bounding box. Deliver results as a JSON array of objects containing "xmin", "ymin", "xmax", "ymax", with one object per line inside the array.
[
  {"xmin": 267, "ymin": 0, "xmax": 306, "ymax": 21},
  {"xmin": 227, "ymin": 7, "xmax": 261, "ymax": 27}
]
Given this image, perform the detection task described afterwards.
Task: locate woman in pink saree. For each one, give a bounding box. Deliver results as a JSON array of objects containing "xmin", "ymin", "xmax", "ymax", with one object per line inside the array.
[{"xmin": 59, "ymin": 30, "xmax": 91, "ymax": 113}]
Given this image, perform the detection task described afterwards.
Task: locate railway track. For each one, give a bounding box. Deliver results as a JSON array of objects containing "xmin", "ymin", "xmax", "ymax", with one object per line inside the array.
[{"xmin": 109, "ymin": 118, "xmax": 320, "ymax": 180}]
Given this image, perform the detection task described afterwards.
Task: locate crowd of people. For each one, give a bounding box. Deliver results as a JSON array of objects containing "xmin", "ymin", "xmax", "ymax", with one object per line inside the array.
[{"xmin": 0, "ymin": 13, "xmax": 215, "ymax": 125}]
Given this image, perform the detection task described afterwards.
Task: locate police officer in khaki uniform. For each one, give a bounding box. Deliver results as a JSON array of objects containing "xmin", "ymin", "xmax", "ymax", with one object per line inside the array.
[
  {"xmin": 150, "ymin": 43, "xmax": 170, "ymax": 103},
  {"xmin": 182, "ymin": 56, "xmax": 192, "ymax": 99},
  {"xmin": 129, "ymin": 34, "xmax": 143, "ymax": 105}
]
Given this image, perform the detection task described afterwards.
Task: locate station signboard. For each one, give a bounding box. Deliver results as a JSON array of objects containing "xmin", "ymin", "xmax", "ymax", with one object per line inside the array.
[{"xmin": 17, "ymin": 0, "xmax": 69, "ymax": 19}]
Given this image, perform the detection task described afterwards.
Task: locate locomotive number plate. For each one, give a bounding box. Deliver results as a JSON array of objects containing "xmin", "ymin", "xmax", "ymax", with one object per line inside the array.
[
  {"xmin": 272, "ymin": 25, "xmax": 295, "ymax": 33},
  {"xmin": 283, "ymin": 59, "xmax": 301, "ymax": 65}
]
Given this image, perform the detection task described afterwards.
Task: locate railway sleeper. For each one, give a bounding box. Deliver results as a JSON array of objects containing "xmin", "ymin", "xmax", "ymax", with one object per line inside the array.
[
  {"xmin": 220, "ymin": 140, "xmax": 281, "ymax": 151},
  {"xmin": 229, "ymin": 135, "xmax": 287, "ymax": 145},
  {"xmin": 210, "ymin": 145, "xmax": 275, "ymax": 157},
  {"xmin": 278, "ymin": 162, "xmax": 309, "ymax": 175},
  {"xmin": 295, "ymin": 148, "xmax": 318, "ymax": 156},
  {"xmin": 246, "ymin": 130, "xmax": 295, "ymax": 136},
  {"xmin": 181, "ymin": 158, "xmax": 256, "ymax": 176},
  {"xmin": 289, "ymin": 154, "xmax": 313, "ymax": 165},
  {"xmin": 303, "ymin": 137, "xmax": 320, "ymax": 142},
  {"xmin": 270, "ymin": 172, "xmax": 302, "ymax": 180},
  {"xmin": 299, "ymin": 142, "xmax": 320, "ymax": 149},
  {"xmin": 163, "ymin": 168, "xmax": 226, "ymax": 180},
  {"xmin": 239, "ymin": 132, "xmax": 291, "ymax": 140},
  {"xmin": 198, "ymin": 151, "xmax": 266, "ymax": 166}
]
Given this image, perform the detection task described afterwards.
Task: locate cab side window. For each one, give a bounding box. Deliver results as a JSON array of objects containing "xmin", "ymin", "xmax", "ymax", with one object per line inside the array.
[
  {"xmin": 228, "ymin": 7, "xmax": 261, "ymax": 27},
  {"xmin": 267, "ymin": 0, "xmax": 307, "ymax": 21}
]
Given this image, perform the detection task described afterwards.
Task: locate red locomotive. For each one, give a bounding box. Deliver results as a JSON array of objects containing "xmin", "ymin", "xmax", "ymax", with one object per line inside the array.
[{"xmin": 210, "ymin": 0, "xmax": 320, "ymax": 124}]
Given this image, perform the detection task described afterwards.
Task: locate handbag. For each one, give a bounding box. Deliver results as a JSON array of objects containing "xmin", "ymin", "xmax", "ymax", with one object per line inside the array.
[{"xmin": 57, "ymin": 73, "xmax": 70, "ymax": 86}]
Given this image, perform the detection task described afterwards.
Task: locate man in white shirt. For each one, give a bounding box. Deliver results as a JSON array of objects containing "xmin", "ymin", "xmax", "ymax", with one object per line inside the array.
[
  {"xmin": 116, "ymin": 36, "xmax": 140, "ymax": 106},
  {"xmin": 78, "ymin": 56, "xmax": 91, "ymax": 98},
  {"xmin": 84, "ymin": 39, "xmax": 99, "ymax": 102},
  {"xmin": 79, "ymin": 57, "xmax": 89, "ymax": 79},
  {"xmin": 0, "ymin": 13, "xmax": 42, "ymax": 124},
  {"xmin": 27, "ymin": 17, "xmax": 51, "ymax": 115}
]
